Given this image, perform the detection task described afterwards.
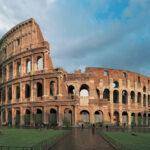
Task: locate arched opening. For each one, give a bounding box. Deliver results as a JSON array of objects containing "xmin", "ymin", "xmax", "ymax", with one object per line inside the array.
[
  {"xmin": 15, "ymin": 110, "xmax": 20, "ymax": 126},
  {"xmin": 96, "ymin": 89, "xmax": 100, "ymax": 99},
  {"xmin": 35, "ymin": 109, "xmax": 43, "ymax": 126},
  {"xmin": 138, "ymin": 113, "xmax": 142, "ymax": 126},
  {"xmin": 143, "ymin": 86, "xmax": 146, "ymax": 92},
  {"xmin": 8, "ymin": 109, "xmax": 12, "ymax": 126},
  {"xmin": 7, "ymin": 86, "xmax": 12, "ymax": 102},
  {"xmin": 94, "ymin": 110, "xmax": 103, "ymax": 124},
  {"xmin": 112, "ymin": 81, "xmax": 119, "ymax": 88},
  {"xmin": 131, "ymin": 113, "xmax": 135, "ymax": 126},
  {"xmin": 25, "ymin": 84, "xmax": 30, "ymax": 98},
  {"xmin": 24, "ymin": 109, "xmax": 31, "ymax": 126},
  {"xmin": 113, "ymin": 90, "xmax": 119, "ymax": 103},
  {"xmin": 143, "ymin": 94, "xmax": 146, "ymax": 107},
  {"xmin": 50, "ymin": 81, "xmax": 55, "ymax": 96},
  {"xmin": 143, "ymin": 113, "xmax": 146, "ymax": 126},
  {"xmin": 37, "ymin": 56, "xmax": 43, "ymax": 70},
  {"xmin": 2, "ymin": 110, "xmax": 6, "ymax": 123},
  {"xmin": 37, "ymin": 82, "xmax": 43, "ymax": 97},
  {"xmin": 80, "ymin": 110, "xmax": 90, "ymax": 123},
  {"xmin": 103, "ymin": 89, "xmax": 110, "ymax": 100},
  {"xmin": 137, "ymin": 92, "xmax": 141, "ymax": 104},
  {"xmin": 113, "ymin": 111, "xmax": 119, "ymax": 126},
  {"xmin": 148, "ymin": 114, "xmax": 150, "ymax": 126},
  {"xmin": 122, "ymin": 111, "xmax": 128, "ymax": 126},
  {"xmin": 68, "ymin": 85, "xmax": 75, "ymax": 99},
  {"xmin": 64, "ymin": 109, "xmax": 72, "ymax": 125},
  {"xmin": 49, "ymin": 109, "xmax": 57, "ymax": 126},
  {"xmin": 80, "ymin": 84, "xmax": 89, "ymax": 106},
  {"xmin": 130, "ymin": 91, "xmax": 135, "ymax": 103},
  {"xmin": 17, "ymin": 62, "xmax": 21, "ymax": 76},
  {"xmin": 26, "ymin": 59, "xmax": 31, "ymax": 73},
  {"xmin": 16, "ymin": 85, "xmax": 20, "ymax": 100},
  {"xmin": 122, "ymin": 90, "xmax": 128, "ymax": 104}
]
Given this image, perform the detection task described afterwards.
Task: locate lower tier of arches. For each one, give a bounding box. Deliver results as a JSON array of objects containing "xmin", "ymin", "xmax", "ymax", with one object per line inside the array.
[{"xmin": 0, "ymin": 107, "xmax": 150, "ymax": 127}]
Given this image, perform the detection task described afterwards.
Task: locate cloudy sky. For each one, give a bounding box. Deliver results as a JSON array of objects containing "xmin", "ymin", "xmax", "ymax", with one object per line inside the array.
[{"xmin": 0, "ymin": 0, "xmax": 150, "ymax": 75}]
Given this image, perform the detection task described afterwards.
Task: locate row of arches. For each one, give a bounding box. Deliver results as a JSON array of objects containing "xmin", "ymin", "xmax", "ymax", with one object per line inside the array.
[{"xmin": 68, "ymin": 84, "xmax": 149, "ymax": 105}]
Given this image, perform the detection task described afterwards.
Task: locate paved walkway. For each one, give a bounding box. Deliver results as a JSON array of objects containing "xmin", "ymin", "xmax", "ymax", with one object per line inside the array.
[{"xmin": 50, "ymin": 128, "xmax": 114, "ymax": 150}]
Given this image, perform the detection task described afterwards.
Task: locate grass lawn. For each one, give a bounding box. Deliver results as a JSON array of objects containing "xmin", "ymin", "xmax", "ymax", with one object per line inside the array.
[
  {"xmin": 104, "ymin": 132, "xmax": 150, "ymax": 150},
  {"xmin": 0, "ymin": 128, "xmax": 67, "ymax": 148}
]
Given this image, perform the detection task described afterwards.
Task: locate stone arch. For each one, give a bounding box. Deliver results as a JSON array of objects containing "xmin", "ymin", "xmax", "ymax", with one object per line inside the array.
[
  {"xmin": 131, "ymin": 113, "xmax": 135, "ymax": 126},
  {"xmin": 130, "ymin": 91, "xmax": 135, "ymax": 103},
  {"xmin": 148, "ymin": 114, "xmax": 150, "ymax": 126},
  {"xmin": 113, "ymin": 90, "xmax": 119, "ymax": 103},
  {"xmin": 15, "ymin": 110, "xmax": 20, "ymax": 126},
  {"xmin": 49, "ymin": 108, "xmax": 57, "ymax": 126},
  {"xmin": 8, "ymin": 109, "xmax": 12, "ymax": 126},
  {"xmin": 68, "ymin": 85, "xmax": 75, "ymax": 99},
  {"xmin": 26, "ymin": 59, "xmax": 31, "ymax": 73},
  {"xmin": 94, "ymin": 110, "xmax": 103, "ymax": 123},
  {"xmin": 122, "ymin": 111, "xmax": 128, "ymax": 125},
  {"xmin": 143, "ymin": 113, "xmax": 147, "ymax": 126},
  {"xmin": 64, "ymin": 108, "xmax": 72, "ymax": 125},
  {"xmin": 143, "ymin": 86, "xmax": 146, "ymax": 92},
  {"xmin": 37, "ymin": 56, "xmax": 43, "ymax": 70},
  {"xmin": 143, "ymin": 94, "xmax": 146, "ymax": 107},
  {"xmin": 96, "ymin": 89, "xmax": 100, "ymax": 99},
  {"xmin": 113, "ymin": 81, "xmax": 119, "ymax": 88},
  {"xmin": 103, "ymin": 89, "xmax": 110, "ymax": 100},
  {"xmin": 37, "ymin": 82, "xmax": 43, "ymax": 97},
  {"xmin": 16, "ymin": 85, "xmax": 20, "ymax": 100},
  {"xmin": 35, "ymin": 109, "xmax": 43, "ymax": 126},
  {"xmin": 113, "ymin": 111, "xmax": 119, "ymax": 126},
  {"xmin": 137, "ymin": 92, "xmax": 141, "ymax": 104},
  {"xmin": 24, "ymin": 109, "xmax": 31, "ymax": 126},
  {"xmin": 80, "ymin": 110, "xmax": 90, "ymax": 123},
  {"xmin": 138, "ymin": 113, "xmax": 142, "ymax": 126},
  {"xmin": 80, "ymin": 84, "xmax": 89, "ymax": 106},
  {"xmin": 25, "ymin": 84, "xmax": 30, "ymax": 98},
  {"xmin": 122, "ymin": 90, "xmax": 128, "ymax": 104},
  {"xmin": 50, "ymin": 81, "xmax": 55, "ymax": 96}
]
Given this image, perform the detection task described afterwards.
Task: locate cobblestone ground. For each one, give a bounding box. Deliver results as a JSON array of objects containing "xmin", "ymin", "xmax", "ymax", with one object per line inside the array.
[{"xmin": 50, "ymin": 128, "xmax": 114, "ymax": 150}]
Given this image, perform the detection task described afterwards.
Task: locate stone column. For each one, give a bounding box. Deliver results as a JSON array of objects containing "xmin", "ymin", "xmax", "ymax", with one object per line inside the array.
[
  {"xmin": 12, "ymin": 108, "xmax": 16, "ymax": 126},
  {"xmin": 119, "ymin": 111, "xmax": 122, "ymax": 126},
  {"xmin": 43, "ymin": 78, "xmax": 48, "ymax": 98},
  {"xmin": 90, "ymin": 111, "xmax": 94, "ymax": 124},
  {"xmin": 20, "ymin": 107, "xmax": 24, "ymax": 126},
  {"xmin": 58, "ymin": 106, "xmax": 63, "ymax": 126},
  {"xmin": 128, "ymin": 112, "xmax": 131, "ymax": 127},
  {"xmin": 44, "ymin": 107, "xmax": 49, "ymax": 124}
]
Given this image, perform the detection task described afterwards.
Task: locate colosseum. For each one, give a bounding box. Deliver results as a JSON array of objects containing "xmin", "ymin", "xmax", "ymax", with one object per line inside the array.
[{"xmin": 0, "ymin": 18, "xmax": 150, "ymax": 127}]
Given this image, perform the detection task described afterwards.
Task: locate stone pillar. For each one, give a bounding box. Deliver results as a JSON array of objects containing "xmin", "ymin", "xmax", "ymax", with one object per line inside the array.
[
  {"xmin": 32, "ymin": 55, "xmax": 35, "ymax": 74},
  {"xmin": 20, "ymin": 83, "xmax": 23, "ymax": 102},
  {"xmin": 20, "ymin": 107, "xmax": 24, "ymax": 126},
  {"xmin": 128, "ymin": 112, "xmax": 131, "ymax": 127},
  {"xmin": 44, "ymin": 107, "xmax": 49, "ymax": 124},
  {"xmin": 5, "ymin": 108, "xmax": 8, "ymax": 124},
  {"xmin": 119, "ymin": 111, "xmax": 122, "ymax": 126},
  {"xmin": 31, "ymin": 82, "xmax": 34, "ymax": 102},
  {"xmin": 58, "ymin": 106, "xmax": 63, "ymax": 126},
  {"xmin": 12, "ymin": 84, "xmax": 15, "ymax": 104},
  {"xmin": 12, "ymin": 108, "xmax": 16, "ymax": 126},
  {"xmin": 57, "ymin": 76, "xmax": 62, "ymax": 97},
  {"xmin": 43, "ymin": 78, "xmax": 48, "ymax": 98},
  {"xmin": 90, "ymin": 111, "xmax": 94, "ymax": 124}
]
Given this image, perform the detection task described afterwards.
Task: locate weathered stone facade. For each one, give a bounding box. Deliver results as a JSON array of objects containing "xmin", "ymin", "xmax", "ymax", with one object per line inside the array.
[{"xmin": 0, "ymin": 18, "xmax": 150, "ymax": 127}]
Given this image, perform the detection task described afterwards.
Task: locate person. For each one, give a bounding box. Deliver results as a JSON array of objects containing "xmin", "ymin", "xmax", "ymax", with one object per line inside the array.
[
  {"xmin": 81, "ymin": 123, "xmax": 84, "ymax": 129},
  {"xmin": 92, "ymin": 124, "xmax": 95, "ymax": 134}
]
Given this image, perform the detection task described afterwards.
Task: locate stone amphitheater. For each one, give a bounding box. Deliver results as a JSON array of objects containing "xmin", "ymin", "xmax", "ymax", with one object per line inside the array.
[{"xmin": 0, "ymin": 18, "xmax": 150, "ymax": 127}]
